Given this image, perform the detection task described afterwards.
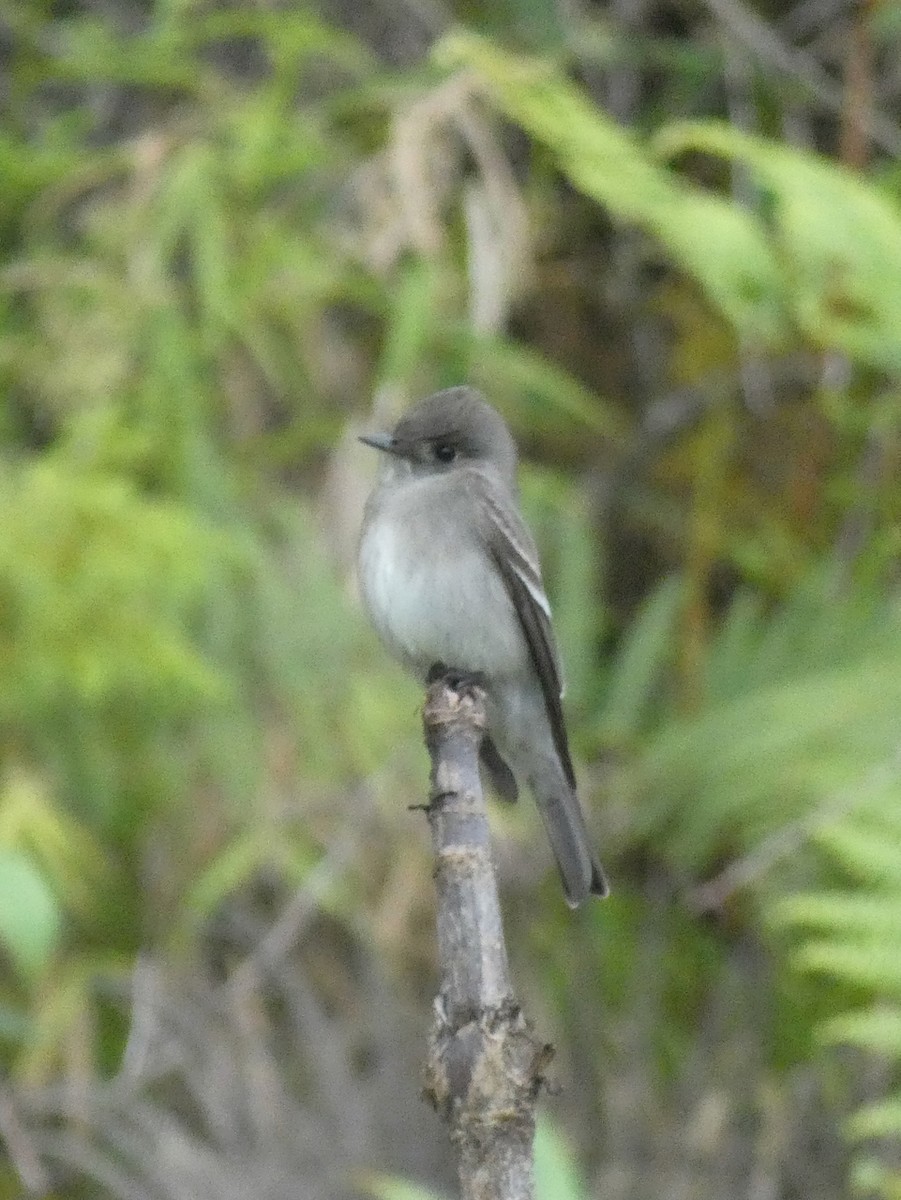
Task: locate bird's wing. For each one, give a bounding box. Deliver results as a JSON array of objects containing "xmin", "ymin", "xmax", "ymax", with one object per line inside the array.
[{"xmin": 471, "ymin": 471, "xmax": 576, "ymax": 790}]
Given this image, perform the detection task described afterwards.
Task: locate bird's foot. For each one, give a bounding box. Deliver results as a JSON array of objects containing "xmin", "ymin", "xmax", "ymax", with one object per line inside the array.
[{"xmin": 426, "ymin": 661, "xmax": 487, "ymax": 696}]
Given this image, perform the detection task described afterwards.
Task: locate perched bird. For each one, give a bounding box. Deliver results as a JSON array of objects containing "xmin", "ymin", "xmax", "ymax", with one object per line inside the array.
[{"xmin": 357, "ymin": 386, "xmax": 608, "ymax": 906}]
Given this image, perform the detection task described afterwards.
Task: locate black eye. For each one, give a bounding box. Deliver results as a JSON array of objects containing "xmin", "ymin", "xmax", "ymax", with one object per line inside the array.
[{"xmin": 434, "ymin": 442, "xmax": 457, "ymax": 463}]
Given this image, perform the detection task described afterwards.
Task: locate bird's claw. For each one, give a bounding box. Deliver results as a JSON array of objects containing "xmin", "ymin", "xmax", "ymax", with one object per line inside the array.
[{"xmin": 426, "ymin": 662, "xmax": 487, "ymax": 696}]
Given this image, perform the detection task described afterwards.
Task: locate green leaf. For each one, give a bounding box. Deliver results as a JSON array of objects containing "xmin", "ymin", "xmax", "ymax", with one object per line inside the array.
[
  {"xmin": 655, "ymin": 121, "xmax": 901, "ymax": 372},
  {"xmin": 847, "ymin": 1098, "xmax": 901, "ymax": 1141},
  {"xmin": 598, "ymin": 576, "xmax": 683, "ymax": 742},
  {"xmin": 792, "ymin": 943, "xmax": 901, "ymax": 996},
  {"xmin": 820, "ymin": 1007, "xmax": 901, "ymax": 1055},
  {"xmin": 851, "ymin": 1158, "xmax": 901, "ymax": 1200},
  {"xmin": 436, "ymin": 32, "xmax": 789, "ymax": 344},
  {"xmin": 376, "ymin": 258, "xmax": 449, "ymax": 393},
  {"xmin": 536, "ymin": 1118, "xmax": 587, "ymax": 1200},
  {"xmin": 49, "ymin": 17, "xmax": 203, "ymax": 90},
  {"xmin": 814, "ymin": 817, "xmax": 901, "ymax": 888},
  {"xmin": 773, "ymin": 894, "xmax": 901, "ymax": 941},
  {"xmin": 458, "ymin": 0, "xmax": 566, "ymax": 50},
  {"xmin": 464, "ymin": 329, "xmax": 628, "ymax": 442},
  {"xmin": 0, "ymin": 851, "xmax": 62, "ymax": 981},
  {"xmin": 184, "ymin": 832, "xmax": 270, "ymax": 920},
  {"xmin": 362, "ymin": 1173, "xmax": 448, "ymax": 1200}
]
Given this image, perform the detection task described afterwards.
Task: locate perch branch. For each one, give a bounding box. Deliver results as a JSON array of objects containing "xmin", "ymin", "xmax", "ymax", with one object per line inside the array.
[{"xmin": 421, "ymin": 675, "xmax": 552, "ymax": 1200}]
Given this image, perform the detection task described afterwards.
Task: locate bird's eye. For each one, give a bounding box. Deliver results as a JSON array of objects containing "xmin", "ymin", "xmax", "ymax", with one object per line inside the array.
[{"xmin": 434, "ymin": 442, "xmax": 457, "ymax": 464}]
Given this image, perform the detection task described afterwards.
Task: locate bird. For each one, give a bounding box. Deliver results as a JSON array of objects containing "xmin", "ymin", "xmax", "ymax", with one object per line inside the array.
[{"xmin": 357, "ymin": 385, "xmax": 608, "ymax": 906}]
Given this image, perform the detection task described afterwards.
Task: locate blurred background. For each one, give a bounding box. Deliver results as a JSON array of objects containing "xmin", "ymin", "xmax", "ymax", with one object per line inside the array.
[{"xmin": 1, "ymin": 0, "xmax": 900, "ymax": 1197}]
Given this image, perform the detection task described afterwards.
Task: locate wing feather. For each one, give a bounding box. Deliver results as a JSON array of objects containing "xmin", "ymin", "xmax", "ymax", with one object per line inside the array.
[{"xmin": 471, "ymin": 473, "xmax": 577, "ymax": 790}]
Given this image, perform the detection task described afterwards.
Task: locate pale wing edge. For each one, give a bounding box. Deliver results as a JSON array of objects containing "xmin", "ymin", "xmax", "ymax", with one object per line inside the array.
[{"xmin": 475, "ymin": 476, "xmax": 576, "ymax": 790}]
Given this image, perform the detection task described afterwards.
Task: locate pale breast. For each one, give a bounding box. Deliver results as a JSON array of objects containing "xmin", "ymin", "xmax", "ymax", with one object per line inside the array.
[{"xmin": 358, "ymin": 476, "xmax": 528, "ymax": 680}]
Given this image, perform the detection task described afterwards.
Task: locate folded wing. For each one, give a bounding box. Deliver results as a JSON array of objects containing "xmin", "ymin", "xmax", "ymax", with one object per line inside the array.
[{"xmin": 472, "ymin": 473, "xmax": 577, "ymax": 791}]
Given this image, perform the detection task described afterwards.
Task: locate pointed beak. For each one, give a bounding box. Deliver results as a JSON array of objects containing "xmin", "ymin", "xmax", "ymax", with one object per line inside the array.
[{"xmin": 359, "ymin": 431, "xmax": 402, "ymax": 455}]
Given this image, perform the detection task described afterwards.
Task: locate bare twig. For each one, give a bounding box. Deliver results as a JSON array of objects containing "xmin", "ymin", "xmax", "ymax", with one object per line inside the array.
[
  {"xmin": 837, "ymin": 0, "xmax": 875, "ymax": 169},
  {"xmin": 702, "ymin": 0, "xmax": 901, "ymax": 157},
  {"xmin": 421, "ymin": 676, "xmax": 552, "ymax": 1200},
  {"xmin": 0, "ymin": 1082, "xmax": 51, "ymax": 1194},
  {"xmin": 225, "ymin": 781, "xmax": 377, "ymax": 998}
]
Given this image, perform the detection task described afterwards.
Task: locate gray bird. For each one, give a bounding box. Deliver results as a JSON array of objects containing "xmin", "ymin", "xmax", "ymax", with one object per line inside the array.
[{"xmin": 357, "ymin": 386, "xmax": 608, "ymax": 906}]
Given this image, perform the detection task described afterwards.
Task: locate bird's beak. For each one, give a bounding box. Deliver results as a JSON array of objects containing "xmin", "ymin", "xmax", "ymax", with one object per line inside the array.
[{"xmin": 359, "ymin": 432, "xmax": 402, "ymax": 455}]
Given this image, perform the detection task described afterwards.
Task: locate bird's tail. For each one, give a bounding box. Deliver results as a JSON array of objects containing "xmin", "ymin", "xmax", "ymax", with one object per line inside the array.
[{"xmin": 531, "ymin": 766, "xmax": 609, "ymax": 907}]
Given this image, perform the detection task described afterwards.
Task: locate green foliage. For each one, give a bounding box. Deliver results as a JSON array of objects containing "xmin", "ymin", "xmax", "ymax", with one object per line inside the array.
[
  {"xmin": 631, "ymin": 579, "xmax": 901, "ymax": 864},
  {"xmin": 593, "ymin": 571, "xmax": 901, "ymax": 1190},
  {"xmin": 656, "ymin": 122, "xmax": 901, "ymax": 372},
  {"xmin": 1, "ymin": 3, "xmax": 900, "ymax": 1197},
  {"xmin": 438, "ymin": 32, "xmax": 789, "ymax": 343},
  {"xmin": 769, "ymin": 802, "xmax": 901, "ymax": 1161},
  {"xmin": 534, "ymin": 1119, "xmax": 589, "ymax": 1200},
  {"xmin": 439, "ymin": 31, "xmax": 901, "ymax": 371},
  {"xmin": 0, "ymin": 850, "xmax": 61, "ymax": 981},
  {"xmin": 363, "ymin": 1174, "xmax": 449, "ymax": 1200},
  {"xmin": 0, "ymin": 458, "xmax": 229, "ymax": 715},
  {"xmin": 0, "ymin": 0, "xmax": 416, "ymax": 1067},
  {"xmin": 595, "ymin": 575, "xmax": 683, "ymax": 745}
]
